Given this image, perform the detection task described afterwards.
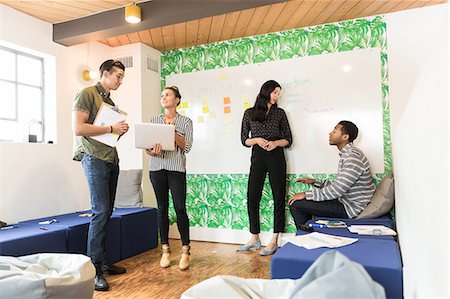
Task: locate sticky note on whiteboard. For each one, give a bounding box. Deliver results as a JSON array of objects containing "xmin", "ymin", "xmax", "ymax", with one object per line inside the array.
[
  {"xmin": 202, "ymin": 106, "xmax": 209, "ymax": 113},
  {"xmin": 224, "ymin": 117, "xmax": 233, "ymax": 123},
  {"xmin": 197, "ymin": 116, "xmax": 205, "ymax": 123},
  {"xmin": 224, "ymin": 97, "xmax": 231, "ymax": 104},
  {"xmin": 243, "ymin": 102, "xmax": 251, "ymax": 109},
  {"xmin": 224, "ymin": 106, "xmax": 231, "ymax": 114}
]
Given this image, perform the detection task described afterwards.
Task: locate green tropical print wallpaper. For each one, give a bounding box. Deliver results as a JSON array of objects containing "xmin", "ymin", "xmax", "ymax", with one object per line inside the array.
[{"xmin": 161, "ymin": 16, "xmax": 391, "ymax": 233}]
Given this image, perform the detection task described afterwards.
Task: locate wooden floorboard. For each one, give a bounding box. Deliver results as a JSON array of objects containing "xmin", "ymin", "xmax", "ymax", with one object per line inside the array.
[{"xmin": 94, "ymin": 239, "xmax": 272, "ymax": 299}]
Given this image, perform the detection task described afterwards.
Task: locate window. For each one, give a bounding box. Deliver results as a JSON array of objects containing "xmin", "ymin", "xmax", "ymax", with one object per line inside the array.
[{"xmin": 0, "ymin": 45, "xmax": 45, "ymax": 142}]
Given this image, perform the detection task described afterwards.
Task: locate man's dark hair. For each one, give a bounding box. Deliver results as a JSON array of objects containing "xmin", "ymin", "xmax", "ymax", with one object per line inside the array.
[
  {"xmin": 338, "ymin": 120, "xmax": 358, "ymax": 142},
  {"xmin": 99, "ymin": 59, "xmax": 125, "ymax": 78}
]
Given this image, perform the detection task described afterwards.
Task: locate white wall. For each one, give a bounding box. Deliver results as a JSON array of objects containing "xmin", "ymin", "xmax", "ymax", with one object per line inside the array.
[
  {"xmin": 0, "ymin": 4, "xmax": 90, "ymax": 224},
  {"xmin": 109, "ymin": 42, "xmax": 161, "ymax": 208},
  {"xmin": 386, "ymin": 4, "xmax": 448, "ymax": 298},
  {"xmin": 0, "ymin": 4, "xmax": 161, "ymax": 224},
  {"xmin": 139, "ymin": 44, "xmax": 162, "ymax": 208}
]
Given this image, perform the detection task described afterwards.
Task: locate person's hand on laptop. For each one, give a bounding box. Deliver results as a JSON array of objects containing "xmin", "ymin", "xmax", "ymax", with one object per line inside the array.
[{"xmin": 145, "ymin": 143, "xmax": 162, "ymax": 156}]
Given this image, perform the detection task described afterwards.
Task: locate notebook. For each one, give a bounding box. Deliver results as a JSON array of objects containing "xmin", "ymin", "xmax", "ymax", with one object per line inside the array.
[{"xmin": 135, "ymin": 123, "xmax": 175, "ymax": 151}]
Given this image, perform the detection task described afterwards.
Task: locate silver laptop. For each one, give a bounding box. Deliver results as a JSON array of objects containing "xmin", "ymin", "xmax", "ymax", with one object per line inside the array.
[{"xmin": 135, "ymin": 123, "xmax": 175, "ymax": 151}]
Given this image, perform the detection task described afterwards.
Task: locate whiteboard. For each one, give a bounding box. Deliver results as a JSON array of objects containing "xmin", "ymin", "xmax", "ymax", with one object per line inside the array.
[{"xmin": 166, "ymin": 48, "xmax": 384, "ymax": 174}]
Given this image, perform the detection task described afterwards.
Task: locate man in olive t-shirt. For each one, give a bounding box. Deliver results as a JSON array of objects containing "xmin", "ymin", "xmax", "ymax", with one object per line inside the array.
[{"xmin": 72, "ymin": 60, "xmax": 129, "ymax": 292}]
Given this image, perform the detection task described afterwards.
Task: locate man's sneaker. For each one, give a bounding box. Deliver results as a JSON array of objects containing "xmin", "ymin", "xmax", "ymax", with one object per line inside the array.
[
  {"xmin": 101, "ymin": 263, "xmax": 126, "ymax": 275},
  {"xmin": 94, "ymin": 274, "xmax": 109, "ymax": 291}
]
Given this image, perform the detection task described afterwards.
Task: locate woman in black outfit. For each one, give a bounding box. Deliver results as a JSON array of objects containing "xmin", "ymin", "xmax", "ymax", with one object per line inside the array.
[{"xmin": 238, "ymin": 80, "xmax": 292, "ymax": 256}]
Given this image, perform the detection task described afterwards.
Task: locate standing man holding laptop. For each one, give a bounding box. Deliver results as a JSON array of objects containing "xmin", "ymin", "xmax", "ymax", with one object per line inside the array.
[
  {"xmin": 146, "ymin": 86, "xmax": 193, "ymax": 270},
  {"xmin": 72, "ymin": 59, "xmax": 129, "ymax": 291}
]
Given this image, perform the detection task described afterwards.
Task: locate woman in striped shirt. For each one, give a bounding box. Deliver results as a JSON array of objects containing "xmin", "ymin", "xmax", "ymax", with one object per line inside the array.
[{"xmin": 146, "ymin": 86, "xmax": 193, "ymax": 270}]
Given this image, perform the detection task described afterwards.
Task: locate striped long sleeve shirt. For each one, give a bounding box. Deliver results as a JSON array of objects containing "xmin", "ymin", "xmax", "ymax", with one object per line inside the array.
[
  {"xmin": 148, "ymin": 113, "xmax": 193, "ymax": 172},
  {"xmin": 305, "ymin": 143, "xmax": 375, "ymax": 218}
]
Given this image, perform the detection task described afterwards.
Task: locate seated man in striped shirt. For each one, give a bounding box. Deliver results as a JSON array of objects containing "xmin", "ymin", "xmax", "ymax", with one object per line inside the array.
[{"xmin": 288, "ymin": 121, "xmax": 375, "ymax": 228}]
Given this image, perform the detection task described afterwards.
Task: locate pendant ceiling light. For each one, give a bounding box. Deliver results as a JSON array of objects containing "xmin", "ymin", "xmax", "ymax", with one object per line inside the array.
[{"xmin": 125, "ymin": 3, "xmax": 141, "ymax": 24}]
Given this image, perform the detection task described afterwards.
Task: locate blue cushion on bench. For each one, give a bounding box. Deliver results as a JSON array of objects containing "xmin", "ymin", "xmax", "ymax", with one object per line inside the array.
[
  {"xmin": 0, "ymin": 224, "xmax": 67, "ymax": 256},
  {"xmin": 112, "ymin": 207, "xmax": 158, "ymax": 260},
  {"xmin": 18, "ymin": 212, "xmax": 121, "ymax": 264},
  {"xmin": 271, "ymin": 236, "xmax": 403, "ymax": 298},
  {"xmin": 1, "ymin": 207, "xmax": 158, "ymax": 264}
]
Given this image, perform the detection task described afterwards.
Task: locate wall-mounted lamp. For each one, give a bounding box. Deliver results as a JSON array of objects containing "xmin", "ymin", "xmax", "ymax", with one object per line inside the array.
[
  {"xmin": 125, "ymin": 3, "xmax": 141, "ymax": 24},
  {"xmin": 82, "ymin": 69, "xmax": 98, "ymax": 81}
]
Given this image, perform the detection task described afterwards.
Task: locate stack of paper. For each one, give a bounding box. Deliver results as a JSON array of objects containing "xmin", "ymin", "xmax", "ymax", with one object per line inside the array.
[
  {"xmin": 315, "ymin": 220, "xmax": 347, "ymax": 228},
  {"xmin": 282, "ymin": 232, "xmax": 358, "ymax": 250},
  {"xmin": 348, "ymin": 225, "xmax": 397, "ymax": 236},
  {"xmin": 92, "ymin": 102, "xmax": 127, "ymax": 147}
]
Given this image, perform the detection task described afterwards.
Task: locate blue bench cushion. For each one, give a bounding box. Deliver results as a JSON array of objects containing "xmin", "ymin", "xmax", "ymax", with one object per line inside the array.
[
  {"xmin": 18, "ymin": 212, "xmax": 121, "ymax": 264},
  {"xmin": 0, "ymin": 224, "xmax": 67, "ymax": 256},
  {"xmin": 2, "ymin": 207, "xmax": 158, "ymax": 263},
  {"xmin": 112, "ymin": 207, "xmax": 158, "ymax": 259},
  {"xmin": 271, "ymin": 238, "xmax": 403, "ymax": 299}
]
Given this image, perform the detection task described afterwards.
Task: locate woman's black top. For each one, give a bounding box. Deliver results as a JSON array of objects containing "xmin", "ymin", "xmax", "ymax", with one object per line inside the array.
[{"xmin": 241, "ymin": 106, "xmax": 293, "ymax": 148}]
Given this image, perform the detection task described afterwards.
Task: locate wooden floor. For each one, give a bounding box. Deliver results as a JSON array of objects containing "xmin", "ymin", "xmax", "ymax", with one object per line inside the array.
[{"xmin": 94, "ymin": 239, "xmax": 272, "ymax": 299}]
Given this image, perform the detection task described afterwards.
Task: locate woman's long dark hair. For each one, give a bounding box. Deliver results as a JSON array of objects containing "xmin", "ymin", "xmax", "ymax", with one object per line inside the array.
[{"xmin": 250, "ymin": 80, "xmax": 281, "ymax": 122}]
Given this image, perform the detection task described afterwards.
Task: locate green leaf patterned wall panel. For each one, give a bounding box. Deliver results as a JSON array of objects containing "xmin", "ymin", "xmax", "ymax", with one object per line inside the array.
[
  {"xmin": 381, "ymin": 52, "xmax": 389, "ymax": 82},
  {"xmin": 161, "ymin": 16, "xmax": 393, "ymax": 232},
  {"xmin": 209, "ymin": 207, "xmax": 233, "ymax": 229},
  {"xmin": 231, "ymin": 207, "xmax": 249, "ymax": 230},
  {"xmin": 308, "ymin": 25, "xmax": 340, "ymax": 55},
  {"xmin": 369, "ymin": 16, "xmax": 387, "ymax": 49},
  {"xmin": 204, "ymin": 43, "xmax": 228, "ymax": 70},
  {"xmin": 189, "ymin": 206, "xmax": 209, "ymax": 227},
  {"xmin": 260, "ymin": 208, "xmax": 273, "ymax": 232},
  {"xmin": 181, "ymin": 47, "xmax": 205, "ymax": 73},
  {"xmin": 338, "ymin": 19, "xmax": 372, "ymax": 51},
  {"xmin": 253, "ymin": 34, "xmax": 280, "ymax": 63},
  {"xmin": 279, "ymin": 29, "xmax": 309, "ymax": 59},
  {"xmin": 230, "ymin": 175, "xmax": 248, "ymax": 208},
  {"xmin": 227, "ymin": 39, "xmax": 253, "ymax": 66},
  {"xmin": 161, "ymin": 50, "xmax": 182, "ymax": 78},
  {"xmin": 285, "ymin": 210, "xmax": 297, "ymax": 233}
]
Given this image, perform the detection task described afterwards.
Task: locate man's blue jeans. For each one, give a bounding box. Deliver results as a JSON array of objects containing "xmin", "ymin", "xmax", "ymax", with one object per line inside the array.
[{"xmin": 81, "ymin": 154, "xmax": 119, "ymax": 266}]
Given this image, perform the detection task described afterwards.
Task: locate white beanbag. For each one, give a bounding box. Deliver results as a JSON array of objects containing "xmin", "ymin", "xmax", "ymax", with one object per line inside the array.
[
  {"xmin": 0, "ymin": 253, "xmax": 95, "ymax": 299},
  {"xmin": 181, "ymin": 251, "xmax": 386, "ymax": 299}
]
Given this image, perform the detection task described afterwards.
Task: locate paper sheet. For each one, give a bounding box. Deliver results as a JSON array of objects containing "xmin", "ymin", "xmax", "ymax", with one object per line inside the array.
[
  {"xmin": 348, "ymin": 225, "xmax": 397, "ymax": 236},
  {"xmin": 315, "ymin": 220, "xmax": 347, "ymax": 228},
  {"xmin": 91, "ymin": 102, "xmax": 127, "ymax": 147},
  {"xmin": 282, "ymin": 232, "xmax": 358, "ymax": 250}
]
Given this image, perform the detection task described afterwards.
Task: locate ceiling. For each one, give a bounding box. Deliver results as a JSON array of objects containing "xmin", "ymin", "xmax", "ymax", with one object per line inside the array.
[{"xmin": 0, "ymin": 0, "xmax": 446, "ymax": 52}]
